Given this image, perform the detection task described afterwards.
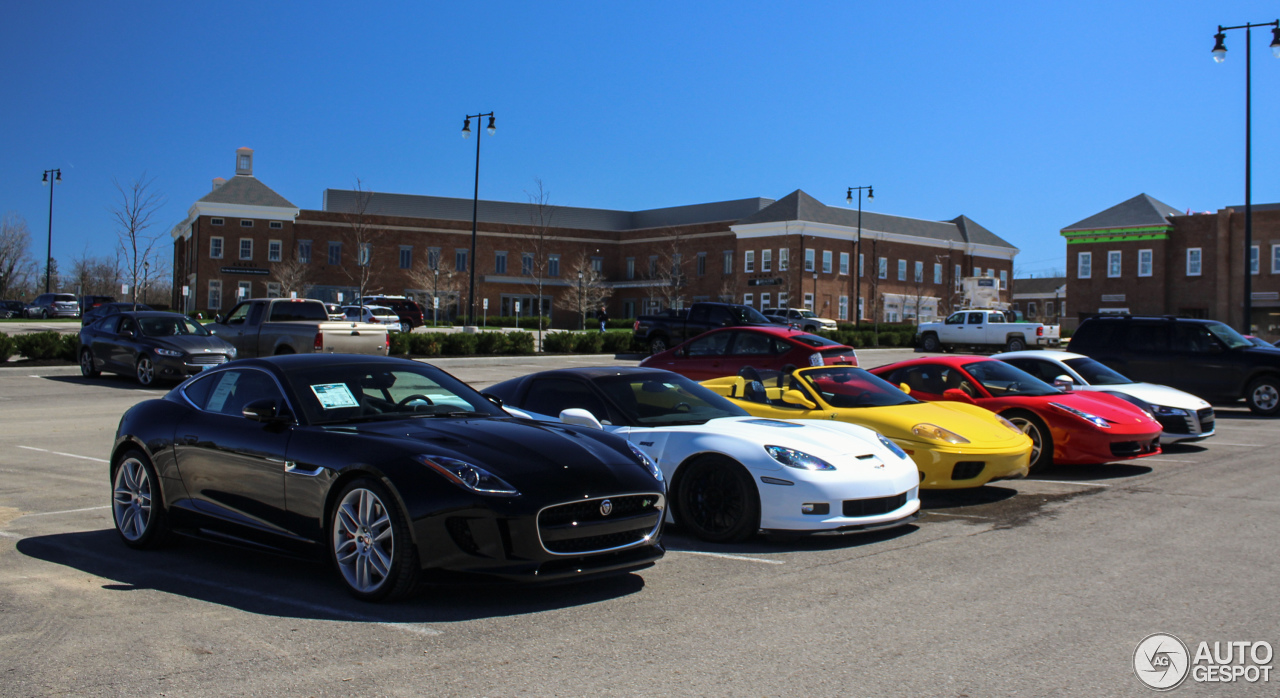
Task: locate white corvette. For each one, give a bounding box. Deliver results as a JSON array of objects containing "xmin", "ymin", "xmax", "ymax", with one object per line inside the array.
[
  {"xmin": 994, "ymin": 350, "xmax": 1215, "ymax": 444},
  {"xmin": 485, "ymin": 367, "xmax": 921, "ymax": 543}
]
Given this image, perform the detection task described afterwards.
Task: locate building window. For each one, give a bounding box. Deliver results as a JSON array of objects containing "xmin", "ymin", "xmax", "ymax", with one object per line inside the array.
[
  {"xmin": 328, "ymin": 241, "xmax": 342, "ymax": 265},
  {"xmin": 298, "ymin": 240, "xmax": 311, "ymax": 263},
  {"xmin": 897, "ymin": 259, "xmax": 907, "ymax": 281},
  {"xmin": 494, "ymin": 251, "xmax": 507, "ymax": 274},
  {"xmin": 1027, "ymin": 301, "xmax": 1038, "ymax": 318},
  {"xmin": 268, "ymin": 240, "xmax": 282, "ymax": 263},
  {"xmin": 822, "ymin": 250, "xmax": 833, "ymax": 274},
  {"xmin": 358, "ymin": 243, "xmax": 372, "ymax": 267},
  {"xmin": 954, "ymin": 264, "xmax": 962, "ymax": 289},
  {"xmin": 859, "ymin": 253, "xmax": 865, "ymax": 277},
  {"xmin": 266, "ymin": 282, "xmax": 281, "ymax": 298},
  {"xmin": 934, "ymin": 263, "xmax": 942, "ymax": 285},
  {"xmin": 1045, "ymin": 301, "xmax": 1055, "ymax": 319},
  {"xmin": 1251, "ymin": 245, "xmax": 1259, "ymax": 275},
  {"xmin": 1078, "ymin": 252, "xmax": 1092, "ymax": 279},
  {"xmin": 425, "ymin": 247, "xmax": 440, "ymax": 270},
  {"xmin": 399, "ymin": 246, "xmax": 412, "ymax": 270},
  {"xmin": 745, "ymin": 250, "xmax": 755, "ymax": 273},
  {"xmin": 838, "ymin": 252, "xmax": 849, "ymax": 275},
  {"xmin": 1138, "ymin": 249, "xmax": 1153, "ymax": 277},
  {"xmin": 269, "ymin": 221, "xmax": 283, "ymax": 230},
  {"xmin": 549, "ymin": 254, "xmax": 561, "ymax": 277},
  {"xmin": 914, "ymin": 261, "xmax": 924, "ymax": 283},
  {"xmin": 743, "ymin": 293, "xmax": 753, "ymax": 308},
  {"xmin": 878, "ymin": 257, "xmax": 888, "ymax": 279},
  {"xmin": 210, "ymin": 218, "xmax": 224, "ymax": 226},
  {"xmin": 778, "ymin": 291, "xmax": 788, "ymax": 308},
  {"xmin": 648, "ymin": 256, "xmax": 658, "ymax": 277},
  {"xmin": 804, "ymin": 249, "xmax": 815, "ymax": 272},
  {"xmin": 591, "ymin": 257, "xmax": 603, "ymax": 274},
  {"xmin": 519, "ymin": 252, "xmax": 532, "ymax": 275},
  {"xmin": 761, "ymin": 249, "xmax": 772, "ymax": 273},
  {"xmin": 1186, "ymin": 248, "xmax": 1201, "ymax": 276},
  {"xmin": 838, "ymin": 295, "xmax": 848, "ymax": 321},
  {"xmin": 697, "ymin": 252, "xmax": 706, "ymax": 276},
  {"xmin": 761, "ymin": 292, "xmax": 771, "ymax": 309},
  {"xmin": 208, "ymin": 280, "xmax": 222, "ymax": 310},
  {"xmin": 210, "ymin": 236, "xmax": 223, "ymax": 259},
  {"xmin": 236, "ymin": 281, "xmax": 252, "ymax": 301},
  {"xmin": 1272, "ymin": 244, "xmax": 1280, "ymax": 274},
  {"xmin": 857, "ymin": 296, "xmax": 864, "ymax": 321},
  {"xmin": 240, "ymin": 219, "xmax": 254, "ymax": 228},
  {"xmin": 455, "ymin": 249, "xmax": 467, "ymax": 272},
  {"xmin": 1107, "ymin": 251, "xmax": 1121, "ymax": 278},
  {"xmin": 723, "ymin": 250, "xmax": 734, "ymax": 275},
  {"xmin": 803, "ymin": 292, "xmax": 814, "ymax": 310},
  {"xmin": 626, "ymin": 257, "xmax": 635, "ymax": 279},
  {"xmin": 779, "ymin": 248, "xmax": 789, "ymax": 272},
  {"xmin": 999, "ymin": 270, "xmax": 1008, "ymax": 290},
  {"xmin": 239, "ymin": 238, "xmax": 253, "ymax": 261}
]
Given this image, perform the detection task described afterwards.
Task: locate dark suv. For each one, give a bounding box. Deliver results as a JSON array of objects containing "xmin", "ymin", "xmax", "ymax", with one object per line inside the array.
[
  {"xmin": 359, "ymin": 296, "xmax": 425, "ymax": 332},
  {"xmin": 1068, "ymin": 315, "xmax": 1280, "ymax": 415}
]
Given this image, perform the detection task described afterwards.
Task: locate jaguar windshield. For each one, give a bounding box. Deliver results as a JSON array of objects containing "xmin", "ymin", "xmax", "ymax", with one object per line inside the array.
[{"xmin": 285, "ymin": 363, "xmax": 504, "ymax": 425}]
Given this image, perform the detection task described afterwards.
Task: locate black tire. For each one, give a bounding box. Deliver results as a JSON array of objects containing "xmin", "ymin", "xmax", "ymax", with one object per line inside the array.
[
  {"xmin": 1245, "ymin": 375, "xmax": 1280, "ymax": 416},
  {"xmin": 1003, "ymin": 410, "xmax": 1053, "ymax": 472},
  {"xmin": 1006, "ymin": 336, "xmax": 1027, "ymax": 352},
  {"xmin": 135, "ymin": 355, "xmax": 156, "ymax": 386},
  {"xmin": 328, "ymin": 478, "xmax": 422, "ymax": 602},
  {"xmin": 673, "ymin": 456, "xmax": 760, "ymax": 543},
  {"xmin": 80, "ymin": 348, "xmax": 100, "ymax": 377},
  {"xmin": 921, "ymin": 333, "xmax": 941, "ymax": 352},
  {"xmin": 111, "ymin": 449, "xmax": 172, "ymax": 549},
  {"xmin": 274, "ymin": 346, "xmax": 295, "ymax": 356},
  {"xmin": 649, "ymin": 336, "xmax": 668, "ymax": 355}
]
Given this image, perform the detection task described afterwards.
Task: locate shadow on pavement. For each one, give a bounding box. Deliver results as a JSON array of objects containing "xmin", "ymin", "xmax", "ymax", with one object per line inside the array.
[
  {"xmin": 1029, "ymin": 462, "xmax": 1152, "ymax": 481},
  {"xmin": 17, "ymin": 529, "xmax": 645, "ymax": 623},
  {"xmin": 662, "ymin": 521, "xmax": 918, "ymax": 555},
  {"xmin": 920, "ymin": 485, "xmax": 1018, "ymax": 510},
  {"xmin": 42, "ymin": 374, "xmax": 175, "ymax": 392}
]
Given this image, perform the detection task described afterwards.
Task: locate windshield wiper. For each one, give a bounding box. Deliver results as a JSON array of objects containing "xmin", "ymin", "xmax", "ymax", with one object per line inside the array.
[{"xmin": 419, "ymin": 410, "xmax": 492, "ymax": 418}]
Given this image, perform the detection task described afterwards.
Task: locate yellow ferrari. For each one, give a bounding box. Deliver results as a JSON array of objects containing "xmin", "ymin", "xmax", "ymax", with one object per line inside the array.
[{"xmin": 701, "ymin": 365, "xmax": 1033, "ymax": 489}]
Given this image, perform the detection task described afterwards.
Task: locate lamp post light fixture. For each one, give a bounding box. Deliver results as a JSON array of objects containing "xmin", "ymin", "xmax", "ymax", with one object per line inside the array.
[
  {"xmin": 461, "ymin": 112, "xmax": 496, "ymax": 327},
  {"xmin": 577, "ymin": 270, "xmax": 584, "ymax": 330},
  {"xmin": 41, "ymin": 168, "xmax": 62, "ymax": 294},
  {"xmin": 1211, "ymin": 19, "xmax": 1280, "ymax": 333},
  {"xmin": 846, "ymin": 185, "xmax": 873, "ymax": 322}
]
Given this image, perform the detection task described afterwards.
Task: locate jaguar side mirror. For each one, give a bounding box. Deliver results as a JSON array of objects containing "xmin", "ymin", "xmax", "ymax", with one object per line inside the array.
[
  {"xmin": 480, "ymin": 392, "xmax": 503, "ymax": 407},
  {"xmin": 242, "ymin": 398, "xmax": 287, "ymax": 423}
]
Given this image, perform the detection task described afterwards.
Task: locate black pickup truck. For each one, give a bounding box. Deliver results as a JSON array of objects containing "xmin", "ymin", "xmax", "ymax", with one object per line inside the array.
[{"xmin": 632, "ymin": 302, "xmax": 774, "ymax": 354}]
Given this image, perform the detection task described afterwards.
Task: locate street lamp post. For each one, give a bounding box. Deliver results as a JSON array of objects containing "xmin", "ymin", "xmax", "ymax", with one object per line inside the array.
[
  {"xmin": 1211, "ymin": 20, "xmax": 1280, "ymax": 333},
  {"xmin": 846, "ymin": 186, "xmax": 873, "ymax": 322},
  {"xmin": 577, "ymin": 270, "xmax": 584, "ymax": 330},
  {"xmin": 461, "ymin": 112, "xmax": 496, "ymax": 327},
  {"xmin": 41, "ymin": 169, "xmax": 62, "ymax": 294}
]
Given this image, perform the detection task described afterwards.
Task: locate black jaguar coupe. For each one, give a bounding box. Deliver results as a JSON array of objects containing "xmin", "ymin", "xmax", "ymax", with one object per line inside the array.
[{"xmin": 110, "ymin": 354, "xmax": 666, "ymax": 601}]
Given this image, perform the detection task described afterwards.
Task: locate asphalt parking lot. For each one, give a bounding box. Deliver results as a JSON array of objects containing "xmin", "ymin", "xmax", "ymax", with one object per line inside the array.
[{"xmin": 2, "ymin": 349, "xmax": 1278, "ymax": 696}]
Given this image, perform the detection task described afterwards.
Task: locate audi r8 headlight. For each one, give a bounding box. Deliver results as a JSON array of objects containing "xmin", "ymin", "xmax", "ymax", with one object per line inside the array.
[
  {"xmin": 910, "ymin": 423, "xmax": 971, "ymax": 444},
  {"xmin": 1149, "ymin": 404, "xmax": 1188, "ymax": 416},
  {"xmin": 1049, "ymin": 402, "xmax": 1111, "ymax": 429},
  {"xmin": 995, "ymin": 414, "xmax": 1024, "ymax": 435},
  {"xmin": 765, "ymin": 445, "xmax": 835, "ymax": 471},
  {"xmin": 154, "ymin": 347, "xmax": 184, "ymax": 357},
  {"xmin": 416, "ymin": 455, "xmax": 520, "ymax": 496},
  {"xmin": 628, "ymin": 441, "xmax": 663, "ymax": 482},
  {"xmin": 877, "ymin": 433, "xmax": 909, "ymax": 460}
]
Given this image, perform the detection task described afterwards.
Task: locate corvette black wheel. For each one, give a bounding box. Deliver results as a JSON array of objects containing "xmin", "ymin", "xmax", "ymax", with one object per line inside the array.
[{"xmin": 674, "ymin": 456, "xmax": 759, "ymax": 543}]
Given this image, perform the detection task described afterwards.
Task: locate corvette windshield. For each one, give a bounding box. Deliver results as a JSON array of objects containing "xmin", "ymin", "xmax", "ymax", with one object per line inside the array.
[
  {"xmin": 286, "ymin": 363, "xmax": 504, "ymax": 425},
  {"xmin": 596, "ymin": 374, "xmax": 748, "ymax": 426},
  {"xmin": 1062, "ymin": 357, "xmax": 1132, "ymax": 386},
  {"xmin": 797, "ymin": 367, "xmax": 918, "ymax": 408},
  {"xmin": 962, "ymin": 361, "xmax": 1059, "ymax": 397}
]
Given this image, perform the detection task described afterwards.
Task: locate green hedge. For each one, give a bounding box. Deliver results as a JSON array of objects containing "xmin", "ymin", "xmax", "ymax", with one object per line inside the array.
[
  {"xmin": 456, "ymin": 315, "xmax": 549, "ymax": 330},
  {"xmin": 14, "ymin": 331, "xmax": 65, "ymax": 361},
  {"xmin": 442, "ymin": 333, "xmax": 478, "ymax": 356},
  {"xmin": 543, "ymin": 331, "xmax": 575, "ymax": 353},
  {"xmin": 409, "ymin": 334, "xmax": 442, "ymax": 356},
  {"xmin": 572, "ymin": 332, "xmax": 604, "ymax": 353},
  {"xmin": 0, "ymin": 332, "xmax": 13, "ymax": 362},
  {"xmin": 389, "ymin": 333, "xmax": 412, "ymax": 356},
  {"xmin": 475, "ymin": 331, "xmax": 510, "ymax": 355},
  {"xmin": 602, "ymin": 331, "xmax": 635, "ymax": 353},
  {"xmin": 58, "ymin": 333, "xmax": 79, "ymax": 361},
  {"xmin": 506, "ymin": 331, "xmax": 535, "ymax": 354}
]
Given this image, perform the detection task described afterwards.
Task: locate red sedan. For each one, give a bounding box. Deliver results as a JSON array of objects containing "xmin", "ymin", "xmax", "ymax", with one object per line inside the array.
[
  {"xmin": 639, "ymin": 325, "xmax": 857, "ymax": 382},
  {"xmin": 869, "ymin": 356, "xmax": 1162, "ymax": 471}
]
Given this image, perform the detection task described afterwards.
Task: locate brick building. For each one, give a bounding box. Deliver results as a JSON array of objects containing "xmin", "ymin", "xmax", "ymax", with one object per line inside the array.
[
  {"xmin": 172, "ymin": 149, "xmax": 1019, "ymax": 326},
  {"xmin": 1062, "ymin": 194, "xmax": 1280, "ymax": 338},
  {"xmin": 1010, "ymin": 276, "xmax": 1067, "ymax": 325}
]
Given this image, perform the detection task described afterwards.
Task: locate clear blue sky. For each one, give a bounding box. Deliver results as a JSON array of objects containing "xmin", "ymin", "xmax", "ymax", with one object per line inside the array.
[{"xmin": 4, "ymin": 0, "xmax": 1278, "ymax": 279}]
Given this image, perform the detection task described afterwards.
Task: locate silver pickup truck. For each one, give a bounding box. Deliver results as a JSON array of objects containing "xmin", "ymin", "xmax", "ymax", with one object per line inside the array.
[{"xmin": 209, "ymin": 298, "xmax": 389, "ymax": 357}]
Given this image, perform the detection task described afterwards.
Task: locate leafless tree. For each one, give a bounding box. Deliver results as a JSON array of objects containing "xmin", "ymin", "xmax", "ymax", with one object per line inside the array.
[
  {"xmin": 652, "ymin": 229, "xmax": 689, "ymax": 310},
  {"xmin": 717, "ymin": 276, "xmax": 736, "ymax": 304},
  {"xmin": 270, "ymin": 246, "xmax": 313, "ymax": 299},
  {"xmin": 338, "ymin": 178, "xmax": 383, "ymax": 300},
  {"xmin": 566, "ymin": 250, "xmax": 610, "ymax": 330},
  {"xmin": 865, "ymin": 237, "xmax": 884, "ymax": 343},
  {"xmin": 906, "ymin": 260, "xmax": 931, "ymax": 325},
  {"xmin": 524, "ymin": 178, "xmax": 556, "ymax": 343},
  {"xmin": 69, "ymin": 249, "xmax": 121, "ymax": 299},
  {"xmin": 406, "ymin": 249, "xmax": 462, "ymax": 325},
  {"xmin": 110, "ymin": 175, "xmax": 168, "ymax": 309},
  {"xmin": 0, "ymin": 212, "xmax": 34, "ymax": 298}
]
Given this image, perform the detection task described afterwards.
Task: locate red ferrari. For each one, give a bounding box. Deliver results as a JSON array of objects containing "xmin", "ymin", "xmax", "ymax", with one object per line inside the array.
[
  {"xmin": 869, "ymin": 356, "xmax": 1162, "ymax": 470},
  {"xmin": 639, "ymin": 325, "xmax": 857, "ymax": 382}
]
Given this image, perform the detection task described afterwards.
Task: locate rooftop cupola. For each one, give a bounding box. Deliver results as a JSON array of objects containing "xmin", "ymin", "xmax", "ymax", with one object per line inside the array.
[{"xmin": 235, "ymin": 147, "xmax": 254, "ymax": 176}]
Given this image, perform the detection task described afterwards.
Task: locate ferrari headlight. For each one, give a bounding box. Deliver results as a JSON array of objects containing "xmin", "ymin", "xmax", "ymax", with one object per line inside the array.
[
  {"xmin": 995, "ymin": 414, "xmax": 1023, "ymax": 435},
  {"xmin": 1049, "ymin": 402, "xmax": 1111, "ymax": 429},
  {"xmin": 416, "ymin": 455, "xmax": 520, "ymax": 496},
  {"xmin": 877, "ymin": 433, "xmax": 909, "ymax": 460},
  {"xmin": 628, "ymin": 441, "xmax": 663, "ymax": 482},
  {"xmin": 765, "ymin": 445, "xmax": 835, "ymax": 471},
  {"xmin": 154, "ymin": 348, "xmax": 183, "ymax": 357},
  {"xmin": 910, "ymin": 423, "xmax": 971, "ymax": 444},
  {"xmin": 1150, "ymin": 404, "xmax": 1188, "ymax": 416}
]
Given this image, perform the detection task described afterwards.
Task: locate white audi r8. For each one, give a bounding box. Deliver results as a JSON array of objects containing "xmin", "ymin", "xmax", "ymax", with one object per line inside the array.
[
  {"xmin": 485, "ymin": 367, "xmax": 920, "ymax": 543},
  {"xmin": 994, "ymin": 350, "xmax": 1215, "ymax": 445}
]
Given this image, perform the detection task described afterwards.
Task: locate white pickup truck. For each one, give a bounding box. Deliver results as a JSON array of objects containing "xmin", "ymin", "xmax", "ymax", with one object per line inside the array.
[{"xmin": 917, "ymin": 309, "xmax": 1060, "ymax": 353}]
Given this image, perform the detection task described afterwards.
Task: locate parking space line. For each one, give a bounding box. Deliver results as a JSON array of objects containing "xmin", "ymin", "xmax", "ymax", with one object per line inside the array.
[
  {"xmin": 17, "ymin": 445, "xmax": 109, "ymax": 463},
  {"xmin": 667, "ymin": 550, "xmax": 784, "ymax": 565},
  {"xmin": 19, "ymin": 505, "xmax": 111, "ymax": 518},
  {"xmin": 1202, "ymin": 442, "xmax": 1265, "ymax": 447},
  {"xmin": 926, "ymin": 512, "xmax": 993, "ymax": 520},
  {"xmin": 1020, "ymin": 479, "xmax": 1111, "ymax": 487}
]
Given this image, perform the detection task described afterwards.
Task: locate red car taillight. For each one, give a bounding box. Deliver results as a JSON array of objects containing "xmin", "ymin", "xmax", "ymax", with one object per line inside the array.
[
  {"xmin": 386, "ymin": 334, "xmax": 391, "ymax": 350},
  {"xmin": 1036, "ymin": 327, "xmax": 1044, "ymax": 336},
  {"xmin": 633, "ymin": 320, "xmax": 640, "ymax": 331},
  {"xmin": 314, "ymin": 332, "xmax": 324, "ymax": 351}
]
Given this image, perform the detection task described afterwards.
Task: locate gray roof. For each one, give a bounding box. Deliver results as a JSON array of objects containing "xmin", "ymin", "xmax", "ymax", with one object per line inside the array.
[
  {"xmin": 1062, "ymin": 194, "xmax": 1180, "ymax": 232},
  {"xmin": 1011, "ymin": 276, "xmax": 1067, "ymax": 295},
  {"xmin": 197, "ymin": 175, "xmax": 297, "ymax": 209},
  {"xmin": 735, "ymin": 190, "xmax": 1018, "ymax": 250},
  {"xmin": 322, "ymin": 190, "xmax": 773, "ymax": 231}
]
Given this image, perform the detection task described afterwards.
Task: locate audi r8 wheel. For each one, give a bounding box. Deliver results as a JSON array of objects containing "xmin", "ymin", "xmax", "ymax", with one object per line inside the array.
[
  {"xmin": 1006, "ymin": 336, "xmax": 1027, "ymax": 352},
  {"xmin": 329, "ymin": 478, "xmax": 422, "ymax": 602},
  {"xmin": 135, "ymin": 355, "xmax": 155, "ymax": 386},
  {"xmin": 673, "ymin": 456, "xmax": 760, "ymax": 543},
  {"xmin": 921, "ymin": 333, "xmax": 940, "ymax": 352},
  {"xmin": 1003, "ymin": 410, "xmax": 1053, "ymax": 472},
  {"xmin": 111, "ymin": 450, "xmax": 171, "ymax": 549},
  {"xmin": 80, "ymin": 348, "xmax": 100, "ymax": 377},
  {"xmin": 1245, "ymin": 376, "xmax": 1280, "ymax": 416}
]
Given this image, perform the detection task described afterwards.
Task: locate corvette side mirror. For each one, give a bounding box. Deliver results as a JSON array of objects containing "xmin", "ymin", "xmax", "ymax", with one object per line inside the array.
[
  {"xmin": 782, "ymin": 389, "xmax": 816, "ymax": 410},
  {"xmin": 560, "ymin": 408, "xmax": 603, "ymax": 429},
  {"xmin": 942, "ymin": 388, "xmax": 977, "ymax": 405}
]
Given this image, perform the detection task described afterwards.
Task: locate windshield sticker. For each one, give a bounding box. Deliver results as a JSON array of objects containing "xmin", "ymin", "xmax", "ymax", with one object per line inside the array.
[
  {"xmin": 206, "ymin": 372, "xmax": 241, "ymax": 413},
  {"xmin": 311, "ymin": 383, "xmax": 359, "ymax": 409}
]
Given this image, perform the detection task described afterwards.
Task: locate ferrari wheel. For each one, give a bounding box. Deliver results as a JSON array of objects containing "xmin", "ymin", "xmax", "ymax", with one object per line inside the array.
[
  {"xmin": 330, "ymin": 479, "xmax": 421, "ymax": 602},
  {"xmin": 111, "ymin": 450, "xmax": 171, "ymax": 549},
  {"xmin": 80, "ymin": 348, "xmax": 100, "ymax": 377},
  {"xmin": 674, "ymin": 456, "xmax": 760, "ymax": 543},
  {"xmin": 1004, "ymin": 410, "xmax": 1053, "ymax": 472}
]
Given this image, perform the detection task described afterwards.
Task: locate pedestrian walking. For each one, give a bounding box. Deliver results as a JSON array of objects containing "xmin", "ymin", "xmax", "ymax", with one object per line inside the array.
[{"xmin": 596, "ymin": 306, "xmax": 608, "ymax": 333}]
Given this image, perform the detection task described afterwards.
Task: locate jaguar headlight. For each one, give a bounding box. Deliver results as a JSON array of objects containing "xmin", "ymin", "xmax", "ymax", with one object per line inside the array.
[
  {"xmin": 628, "ymin": 441, "xmax": 663, "ymax": 482},
  {"xmin": 1049, "ymin": 402, "xmax": 1111, "ymax": 429},
  {"xmin": 765, "ymin": 445, "xmax": 835, "ymax": 471},
  {"xmin": 995, "ymin": 414, "xmax": 1023, "ymax": 435},
  {"xmin": 877, "ymin": 433, "xmax": 909, "ymax": 460},
  {"xmin": 154, "ymin": 347, "xmax": 183, "ymax": 357},
  {"xmin": 910, "ymin": 423, "xmax": 971, "ymax": 444},
  {"xmin": 416, "ymin": 455, "xmax": 520, "ymax": 496}
]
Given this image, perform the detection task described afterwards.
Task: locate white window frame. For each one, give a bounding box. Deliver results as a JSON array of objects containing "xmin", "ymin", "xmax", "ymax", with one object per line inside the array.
[
  {"xmin": 399, "ymin": 245, "xmax": 412, "ymax": 270},
  {"xmin": 268, "ymin": 239, "xmax": 282, "ymax": 263},
  {"xmin": 357, "ymin": 242, "xmax": 372, "ymax": 267},
  {"xmin": 240, "ymin": 219, "xmax": 254, "ymax": 228},
  {"xmin": 1078, "ymin": 251, "xmax": 1092, "ymax": 279},
  {"xmin": 494, "ymin": 251, "xmax": 508, "ymax": 274},
  {"xmin": 839, "ymin": 252, "xmax": 849, "ymax": 275},
  {"xmin": 778, "ymin": 291, "xmax": 788, "ymax": 308},
  {"xmin": 297, "ymin": 240, "xmax": 311, "ymax": 264},
  {"xmin": 999, "ymin": 270, "xmax": 1008, "ymax": 290},
  {"xmin": 236, "ymin": 281, "xmax": 251, "ymax": 301},
  {"xmin": 626, "ymin": 257, "xmax": 635, "ymax": 280},
  {"xmin": 954, "ymin": 263, "xmax": 962, "ymax": 289},
  {"xmin": 933, "ymin": 263, "xmax": 942, "ymax": 285},
  {"xmin": 779, "ymin": 248, "xmax": 789, "ymax": 272},
  {"xmin": 1186, "ymin": 248, "xmax": 1201, "ymax": 277},
  {"xmin": 723, "ymin": 250, "xmax": 733, "ymax": 274},
  {"xmin": 760, "ymin": 292, "xmax": 770, "ymax": 309},
  {"xmin": 210, "ymin": 217, "xmax": 224, "ymax": 226},
  {"xmin": 744, "ymin": 250, "xmax": 755, "ymax": 273},
  {"xmin": 1107, "ymin": 251, "xmax": 1121, "ymax": 278},
  {"xmin": 804, "ymin": 249, "xmax": 815, "ymax": 272},
  {"xmin": 266, "ymin": 282, "xmax": 281, "ymax": 298},
  {"xmin": 548, "ymin": 254, "xmax": 561, "ymax": 277},
  {"xmin": 1138, "ymin": 249, "xmax": 1153, "ymax": 277},
  {"xmin": 803, "ymin": 292, "xmax": 814, "ymax": 310},
  {"xmin": 1272, "ymin": 244, "xmax": 1280, "ymax": 274},
  {"xmin": 696, "ymin": 252, "xmax": 706, "ymax": 276},
  {"xmin": 859, "ymin": 253, "xmax": 864, "ymax": 277},
  {"xmin": 914, "ymin": 261, "xmax": 924, "ymax": 283},
  {"xmin": 455, "ymin": 249, "xmax": 467, "ymax": 272},
  {"xmin": 838, "ymin": 295, "xmax": 848, "ymax": 321},
  {"xmin": 239, "ymin": 238, "xmax": 253, "ymax": 261},
  {"xmin": 743, "ymin": 293, "xmax": 753, "ymax": 308},
  {"xmin": 897, "ymin": 259, "xmax": 907, "ymax": 281},
  {"xmin": 209, "ymin": 236, "xmax": 223, "ymax": 259},
  {"xmin": 1251, "ymin": 245, "xmax": 1259, "ymax": 275},
  {"xmin": 857, "ymin": 296, "xmax": 864, "ymax": 321},
  {"xmin": 822, "ymin": 250, "xmax": 833, "ymax": 274},
  {"xmin": 207, "ymin": 280, "xmax": 222, "ymax": 310},
  {"xmin": 269, "ymin": 221, "xmax": 283, "ymax": 230},
  {"xmin": 761, "ymin": 249, "xmax": 772, "ymax": 273},
  {"xmin": 878, "ymin": 257, "xmax": 888, "ymax": 279},
  {"xmin": 328, "ymin": 241, "xmax": 341, "ymax": 265}
]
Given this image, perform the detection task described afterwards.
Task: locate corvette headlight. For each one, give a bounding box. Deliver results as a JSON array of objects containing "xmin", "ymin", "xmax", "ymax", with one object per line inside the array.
[
  {"xmin": 1049, "ymin": 402, "xmax": 1111, "ymax": 429},
  {"xmin": 765, "ymin": 445, "xmax": 835, "ymax": 471},
  {"xmin": 995, "ymin": 414, "xmax": 1024, "ymax": 435},
  {"xmin": 628, "ymin": 441, "xmax": 663, "ymax": 482},
  {"xmin": 416, "ymin": 455, "xmax": 520, "ymax": 496},
  {"xmin": 1150, "ymin": 404, "xmax": 1188, "ymax": 416},
  {"xmin": 910, "ymin": 423, "xmax": 971, "ymax": 444},
  {"xmin": 877, "ymin": 433, "xmax": 909, "ymax": 460},
  {"xmin": 154, "ymin": 348, "xmax": 183, "ymax": 357}
]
